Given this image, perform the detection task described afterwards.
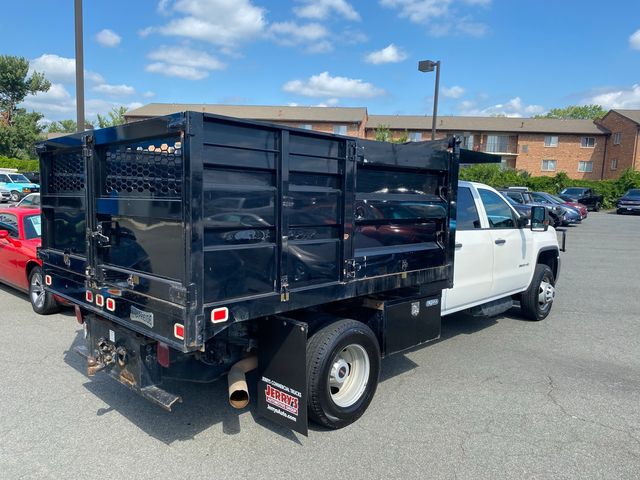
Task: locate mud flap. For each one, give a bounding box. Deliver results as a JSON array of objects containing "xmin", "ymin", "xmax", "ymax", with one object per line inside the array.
[{"xmin": 257, "ymin": 316, "xmax": 308, "ymax": 436}]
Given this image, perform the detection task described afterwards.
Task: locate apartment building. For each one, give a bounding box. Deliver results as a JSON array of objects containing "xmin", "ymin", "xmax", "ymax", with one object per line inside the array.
[
  {"xmin": 597, "ymin": 110, "xmax": 640, "ymax": 179},
  {"xmin": 124, "ymin": 104, "xmax": 640, "ymax": 180}
]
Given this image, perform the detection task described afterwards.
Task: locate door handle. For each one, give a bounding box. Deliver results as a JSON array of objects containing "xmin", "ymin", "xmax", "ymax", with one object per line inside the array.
[
  {"xmin": 495, "ymin": 239, "xmax": 506, "ymax": 245},
  {"xmin": 455, "ymin": 243, "xmax": 463, "ymax": 249}
]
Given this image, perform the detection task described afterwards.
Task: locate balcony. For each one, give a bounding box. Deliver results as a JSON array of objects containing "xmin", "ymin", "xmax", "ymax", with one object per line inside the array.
[{"xmin": 475, "ymin": 135, "xmax": 519, "ymax": 155}]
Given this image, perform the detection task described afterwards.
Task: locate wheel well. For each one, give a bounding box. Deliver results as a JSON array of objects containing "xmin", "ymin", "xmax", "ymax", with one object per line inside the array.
[
  {"xmin": 537, "ymin": 250, "xmax": 558, "ymax": 279},
  {"xmin": 25, "ymin": 261, "xmax": 40, "ymax": 281}
]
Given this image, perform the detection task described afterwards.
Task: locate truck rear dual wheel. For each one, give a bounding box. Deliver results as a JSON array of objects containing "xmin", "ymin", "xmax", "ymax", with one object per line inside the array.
[
  {"xmin": 520, "ymin": 264, "xmax": 555, "ymax": 321},
  {"xmin": 29, "ymin": 266, "xmax": 60, "ymax": 315},
  {"xmin": 306, "ymin": 319, "xmax": 380, "ymax": 429}
]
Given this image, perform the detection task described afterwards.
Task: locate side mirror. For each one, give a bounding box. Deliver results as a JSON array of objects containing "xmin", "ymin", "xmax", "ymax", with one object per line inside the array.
[
  {"xmin": 530, "ymin": 206, "xmax": 549, "ymax": 232},
  {"xmin": 0, "ymin": 230, "xmax": 8, "ymax": 240}
]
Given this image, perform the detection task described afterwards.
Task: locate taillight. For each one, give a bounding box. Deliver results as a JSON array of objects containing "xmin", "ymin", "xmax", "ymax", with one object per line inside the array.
[
  {"xmin": 95, "ymin": 294, "xmax": 104, "ymax": 307},
  {"xmin": 211, "ymin": 307, "xmax": 229, "ymax": 324},
  {"xmin": 106, "ymin": 298, "xmax": 115, "ymax": 312},
  {"xmin": 157, "ymin": 342, "xmax": 170, "ymax": 368},
  {"xmin": 174, "ymin": 323, "xmax": 185, "ymax": 340},
  {"xmin": 44, "ymin": 275, "xmax": 52, "ymax": 286}
]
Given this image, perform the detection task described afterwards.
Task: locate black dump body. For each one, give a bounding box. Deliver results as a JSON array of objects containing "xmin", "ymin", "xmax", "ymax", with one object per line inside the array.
[{"xmin": 38, "ymin": 112, "xmax": 458, "ymax": 353}]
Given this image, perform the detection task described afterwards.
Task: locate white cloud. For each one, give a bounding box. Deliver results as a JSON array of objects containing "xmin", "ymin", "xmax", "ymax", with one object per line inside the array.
[
  {"xmin": 145, "ymin": 46, "xmax": 225, "ymax": 80},
  {"xmin": 582, "ymin": 84, "xmax": 640, "ymax": 109},
  {"xmin": 306, "ymin": 40, "xmax": 334, "ymax": 54},
  {"xmin": 85, "ymin": 100, "xmax": 144, "ymax": 119},
  {"xmin": 269, "ymin": 22, "xmax": 330, "ymax": 49},
  {"xmin": 95, "ymin": 29, "xmax": 121, "ymax": 47},
  {"xmin": 142, "ymin": 91, "xmax": 155, "ymax": 98},
  {"xmin": 93, "ymin": 83, "xmax": 136, "ymax": 96},
  {"xmin": 283, "ymin": 71, "xmax": 384, "ymax": 98},
  {"xmin": 630, "ymin": 30, "xmax": 640, "ymax": 50},
  {"xmin": 294, "ymin": 0, "xmax": 360, "ymax": 21},
  {"xmin": 441, "ymin": 85, "xmax": 465, "ymax": 99},
  {"xmin": 365, "ymin": 44, "xmax": 408, "ymax": 64},
  {"xmin": 22, "ymin": 83, "xmax": 75, "ymax": 115},
  {"xmin": 458, "ymin": 96, "xmax": 545, "ymax": 117},
  {"xmin": 29, "ymin": 54, "xmax": 104, "ymax": 83},
  {"xmin": 380, "ymin": 0, "xmax": 489, "ymax": 37},
  {"xmin": 151, "ymin": 0, "xmax": 266, "ymax": 49}
]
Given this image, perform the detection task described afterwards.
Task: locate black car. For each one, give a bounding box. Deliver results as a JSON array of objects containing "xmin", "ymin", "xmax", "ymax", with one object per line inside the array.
[
  {"xmin": 558, "ymin": 187, "xmax": 603, "ymax": 211},
  {"xmin": 20, "ymin": 171, "xmax": 40, "ymax": 184},
  {"xmin": 617, "ymin": 189, "xmax": 640, "ymax": 215}
]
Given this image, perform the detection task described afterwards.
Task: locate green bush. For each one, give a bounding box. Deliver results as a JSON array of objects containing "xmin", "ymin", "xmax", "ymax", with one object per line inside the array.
[
  {"xmin": 459, "ymin": 165, "xmax": 640, "ymax": 209},
  {"xmin": 0, "ymin": 156, "xmax": 39, "ymax": 172}
]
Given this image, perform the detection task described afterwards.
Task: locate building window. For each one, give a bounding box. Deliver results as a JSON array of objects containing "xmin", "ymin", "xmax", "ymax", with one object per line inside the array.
[
  {"xmin": 611, "ymin": 158, "xmax": 618, "ymax": 170},
  {"xmin": 613, "ymin": 132, "xmax": 622, "ymax": 145},
  {"xmin": 464, "ymin": 134, "xmax": 474, "ymax": 150},
  {"xmin": 544, "ymin": 135, "xmax": 558, "ymax": 147},
  {"xmin": 541, "ymin": 159, "xmax": 557, "ymax": 171},
  {"xmin": 578, "ymin": 161, "xmax": 593, "ymax": 172},
  {"xmin": 486, "ymin": 135, "xmax": 510, "ymax": 153},
  {"xmin": 300, "ymin": 124, "xmax": 312, "ymax": 130},
  {"xmin": 409, "ymin": 132, "xmax": 422, "ymax": 142},
  {"xmin": 333, "ymin": 125, "xmax": 347, "ymax": 135},
  {"xmin": 581, "ymin": 137, "xmax": 595, "ymax": 148},
  {"xmin": 520, "ymin": 144, "xmax": 529, "ymax": 154}
]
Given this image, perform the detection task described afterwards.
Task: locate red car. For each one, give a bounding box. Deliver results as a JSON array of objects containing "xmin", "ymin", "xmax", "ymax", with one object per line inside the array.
[{"xmin": 0, "ymin": 207, "xmax": 61, "ymax": 314}]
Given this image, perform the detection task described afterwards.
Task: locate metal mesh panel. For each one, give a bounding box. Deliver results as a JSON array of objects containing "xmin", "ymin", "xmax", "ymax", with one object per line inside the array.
[
  {"xmin": 104, "ymin": 139, "xmax": 183, "ymax": 198},
  {"xmin": 49, "ymin": 151, "xmax": 85, "ymax": 193}
]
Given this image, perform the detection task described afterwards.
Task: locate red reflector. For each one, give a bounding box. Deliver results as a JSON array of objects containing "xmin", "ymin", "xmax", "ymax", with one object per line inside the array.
[
  {"xmin": 174, "ymin": 323, "xmax": 185, "ymax": 340},
  {"xmin": 44, "ymin": 275, "xmax": 52, "ymax": 286},
  {"xmin": 157, "ymin": 342, "xmax": 170, "ymax": 368},
  {"xmin": 85, "ymin": 291, "xmax": 94, "ymax": 303},
  {"xmin": 74, "ymin": 305, "xmax": 84, "ymax": 324},
  {"xmin": 95, "ymin": 294, "xmax": 104, "ymax": 307},
  {"xmin": 211, "ymin": 307, "xmax": 229, "ymax": 323},
  {"xmin": 106, "ymin": 298, "xmax": 115, "ymax": 312}
]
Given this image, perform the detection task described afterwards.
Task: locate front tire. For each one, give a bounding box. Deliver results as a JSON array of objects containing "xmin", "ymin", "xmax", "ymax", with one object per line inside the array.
[
  {"xmin": 306, "ymin": 319, "xmax": 380, "ymax": 429},
  {"xmin": 520, "ymin": 264, "xmax": 555, "ymax": 321},
  {"xmin": 10, "ymin": 190, "xmax": 21, "ymax": 202},
  {"xmin": 593, "ymin": 202, "xmax": 601, "ymax": 212},
  {"xmin": 29, "ymin": 266, "xmax": 60, "ymax": 315}
]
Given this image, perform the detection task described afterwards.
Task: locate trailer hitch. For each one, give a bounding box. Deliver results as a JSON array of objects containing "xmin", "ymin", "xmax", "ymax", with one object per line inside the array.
[{"xmin": 87, "ymin": 338, "xmax": 128, "ymax": 376}]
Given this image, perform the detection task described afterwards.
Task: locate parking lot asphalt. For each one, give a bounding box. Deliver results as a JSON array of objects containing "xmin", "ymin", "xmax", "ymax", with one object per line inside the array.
[{"xmin": 1, "ymin": 212, "xmax": 639, "ymax": 480}]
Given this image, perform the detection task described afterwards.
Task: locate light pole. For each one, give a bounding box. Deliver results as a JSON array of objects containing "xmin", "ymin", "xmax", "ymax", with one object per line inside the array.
[
  {"xmin": 74, "ymin": 0, "xmax": 85, "ymax": 132},
  {"xmin": 418, "ymin": 59, "xmax": 440, "ymax": 141}
]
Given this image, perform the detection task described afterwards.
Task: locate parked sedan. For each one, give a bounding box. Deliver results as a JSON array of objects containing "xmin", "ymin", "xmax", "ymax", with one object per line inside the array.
[
  {"xmin": 0, "ymin": 185, "xmax": 10, "ymax": 203},
  {"xmin": 498, "ymin": 189, "xmax": 565, "ymax": 227},
  {"xmin": 530, "ymin": 192, "xmax": 582, "ymax": 225},
  {"xmin": 0, "ymin": 208, "xmax": 61, "ymax": 314},
  {"xmin": 11, "ymin": 192, "xmax": 40, "ymax": 208},
  {"xmin": 617, "ymin": 189, "xmax": 640, "ymax": 214}
]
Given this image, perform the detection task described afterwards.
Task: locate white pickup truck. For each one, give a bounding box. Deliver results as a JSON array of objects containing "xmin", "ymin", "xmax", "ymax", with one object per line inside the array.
[{"xmin": 443, "ymin": 181, "xmax": 561, "ymax": 321}]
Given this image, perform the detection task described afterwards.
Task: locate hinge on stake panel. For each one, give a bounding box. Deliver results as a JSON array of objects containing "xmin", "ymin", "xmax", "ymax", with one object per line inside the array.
[
  {"xmin": 344, "ymin": 259, "xmax": 357, "ymax": 279},
  {"xmin": 280, "ymin": 276, "xmax": 290, "ymax": 302}
]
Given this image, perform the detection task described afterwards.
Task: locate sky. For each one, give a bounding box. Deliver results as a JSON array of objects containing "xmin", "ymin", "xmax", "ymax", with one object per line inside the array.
[{"xmin": 3, "ymin": 0, "xmax": 640, "ymax": 123}]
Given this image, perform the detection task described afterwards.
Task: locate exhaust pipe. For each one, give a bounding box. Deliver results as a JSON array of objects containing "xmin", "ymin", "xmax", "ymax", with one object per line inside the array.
[{"xmin": 228, "ymin": 356, "xmax": 258, "ymax": 409}]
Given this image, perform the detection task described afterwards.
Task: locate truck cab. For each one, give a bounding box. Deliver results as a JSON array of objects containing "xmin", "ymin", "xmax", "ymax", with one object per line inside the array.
[{"xmin": 443, "ymin": 181, "xmax": 560, "ymax": 318}]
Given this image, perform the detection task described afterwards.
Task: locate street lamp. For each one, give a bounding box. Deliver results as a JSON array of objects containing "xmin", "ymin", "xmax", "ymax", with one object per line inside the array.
[
  {"xmin": 74, "ymin": 0, "xmax": 85, "ymax": 132},
  {"xmin": 418, "ymin": 59, "xmax": 441, "ymax": 141}
]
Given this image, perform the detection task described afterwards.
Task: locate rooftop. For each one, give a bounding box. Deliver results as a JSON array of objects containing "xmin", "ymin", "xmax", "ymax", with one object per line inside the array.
[
  {"xmin": 612, "ymin": 109, "xmax": 640, "ymax": 125},
  {"xmin": 367, "ymin": 115, "xmax": 609, "ymax": 135},
  {"xmin": 125, "ymin": 103, "xmax": 368, "ymax": 123}
]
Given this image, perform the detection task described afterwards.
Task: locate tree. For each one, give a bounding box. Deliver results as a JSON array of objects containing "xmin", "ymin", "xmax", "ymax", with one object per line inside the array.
[
  {"xmin": 97, "ymin": 106, "xmax": 127, "ymax": 128},
  {"xmin": 0, "ymin": 110, "xmax": 43, "ymax": 159},
  {"xmin": 374, "ymin": 124, "xmax": 391, "ymax": 142},
  {"xmin": 0, "ymin": 55, "xmax": 50, "ymax": 126},
  {"xmin": 48, "ymin": 119, "xmax": 93, "ymax": 133},
  {"xmin": 535, "ymin": 105, "xmax": 607, "ymax": 120}
]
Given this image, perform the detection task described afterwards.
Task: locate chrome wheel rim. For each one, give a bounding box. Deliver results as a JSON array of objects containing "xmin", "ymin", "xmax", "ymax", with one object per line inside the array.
[
  {"xmin": 30, "ymin": 271, "xmax": 46, "ymax": 309},
  {"xmin": 538, "ymin": 276, "xmax": 555, "ymax": 312},
  {"xmin": 329, "ymin": 344, "xmax": 370, "ymax": 408}
]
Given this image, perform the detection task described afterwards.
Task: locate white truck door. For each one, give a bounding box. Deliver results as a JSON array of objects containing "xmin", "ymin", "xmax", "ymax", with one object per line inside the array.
[
  {"xmin": 443, "ymin": 186, "xmax": 493, "ymax": 313},
  {"xmin": 477, "ymin": 188, "xmax": 532, "ymax": 295}
]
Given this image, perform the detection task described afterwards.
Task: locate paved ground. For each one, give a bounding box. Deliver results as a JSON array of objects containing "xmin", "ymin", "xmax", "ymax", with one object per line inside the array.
[{"xmin": 1, "ymin": 212, "xmax": 639, "ymax": 480}]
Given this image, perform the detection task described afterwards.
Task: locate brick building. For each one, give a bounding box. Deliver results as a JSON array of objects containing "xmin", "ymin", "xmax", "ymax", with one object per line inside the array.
[{"xmin": 124, "ymin": 103, "xmax": 640, "ymax": 180}]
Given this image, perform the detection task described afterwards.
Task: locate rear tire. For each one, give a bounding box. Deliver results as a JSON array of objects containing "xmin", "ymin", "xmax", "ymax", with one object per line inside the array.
[
  {"xmin": 306, "ymin": 319, "xmax": 380, "ymax": 429},
  {"xmin": 29, "ymin": 266, "xmax": 60, "ymax": 315},
  {"xmin": 520, "ymin": 264, "xmax": 555, "ymax": 321},
  {"xmin": 593, "ymin": 202, "xmax": 601, "ymax": 212}
]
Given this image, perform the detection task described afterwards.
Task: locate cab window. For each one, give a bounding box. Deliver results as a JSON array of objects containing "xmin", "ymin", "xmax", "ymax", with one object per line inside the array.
[
  {"xmin": 457, "ymin": 187, "xmax": 481, "ymax": 230},
  {"xmin": 478, "ymin": 189, "xmax": 517, "ymax": 229},
  {"xmin": 0, "ymin": 213, "xmax": 19, "ymax": 238}
]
